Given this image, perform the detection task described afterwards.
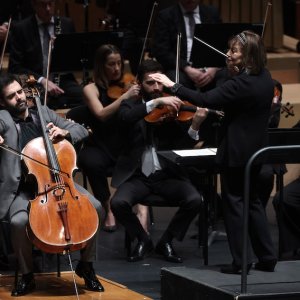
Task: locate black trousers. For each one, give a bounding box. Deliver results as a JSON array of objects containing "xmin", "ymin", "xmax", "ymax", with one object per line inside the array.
[
  {"xmin": 77, "ymin": 144, "xmax": 115, "ymax": 204},
  {"xmin": 111, "ymin": 170, "xmax": 202, "ymax": 242},
  {"xmin": 220, "ymin": 166, "xmax": 277, "ymax": 265}
]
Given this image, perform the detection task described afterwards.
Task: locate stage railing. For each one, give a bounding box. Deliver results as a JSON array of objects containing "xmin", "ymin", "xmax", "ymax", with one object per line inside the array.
[{"xmin": 242, "ymin": 144, "xmax": 300, "ymax": 293}]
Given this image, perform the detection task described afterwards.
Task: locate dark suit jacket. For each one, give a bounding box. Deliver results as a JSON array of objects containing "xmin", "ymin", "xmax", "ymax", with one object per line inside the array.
[
  {"xmin": 152, "ymin": 3, "xmax": 221, "ymax": 71},
  {"xmin": 175, "ymin": 68, "xmax": 274, "ymax": 167},
  {"xmin": 8, "ymin": 15, "xmax": 75, "ymax": 79},
  {"xmin": 111, "ymin": 98, "xmax": 197, "ymax": 188}
]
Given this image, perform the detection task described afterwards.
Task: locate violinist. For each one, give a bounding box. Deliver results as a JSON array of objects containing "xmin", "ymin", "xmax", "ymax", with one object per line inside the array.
[
  {"xmin": 77, "ymin": 44, "xmax": 148, "ymax": 232},
  {"xmin": 150, "ymin": 31, "xmax": 278, "ymax": 273},
  {"xmin": 0, "ymin": 73, "xmax": 103, "ymax": 296},
  {"xmin": 8, "ymin": 0, "xmax": 83, "ymax": 109},
  {"xmin": 110, "ymin": 59, "xmax": 204, "ymax": 263}
]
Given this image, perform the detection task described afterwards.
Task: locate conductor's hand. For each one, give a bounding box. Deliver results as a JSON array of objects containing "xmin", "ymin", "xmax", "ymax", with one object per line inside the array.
[
  {"xmin": 47, "ymin": 123, "xmax": 69, "ymax": 143},
  {"xmin": 0, "ymin": 135, "xmax": 4, "ymax": 145},
  {"xmin": 191, "ymin": 107, "xmax": 209, "ymax": 131},
  {"xmin": 41, "ymin": 78, "xmax": 64, "ymax": 96},
  {"xmin": 149, "ymin": 73, "xmax": 175, "ymax": 89}
]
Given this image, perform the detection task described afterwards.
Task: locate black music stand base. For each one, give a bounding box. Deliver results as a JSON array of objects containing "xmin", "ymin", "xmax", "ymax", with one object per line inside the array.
[{"xmin": 161, "ymin": 261, "xmax": 300, "ymax": 300}]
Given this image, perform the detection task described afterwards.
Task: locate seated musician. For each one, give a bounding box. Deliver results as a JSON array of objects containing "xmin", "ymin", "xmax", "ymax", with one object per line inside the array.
[
  {"xmin": 0, "ymin": 73, "xmax": 103, "ymax": 296},
  {"xmin": 110, "ymin": 59, "xmax": 206, "ymax": 263},
  {"xmin": 8, "ymin": 0, "xmax": 83, "ymax": 109},
  {"xmin": 77, "ymin": 44, "xmax": 149, "ymax": 232}
]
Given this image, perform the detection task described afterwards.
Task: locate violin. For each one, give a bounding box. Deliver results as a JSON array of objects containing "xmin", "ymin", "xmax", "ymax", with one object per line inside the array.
[
  {"xmin": 145, "ymin": 99, "xmax": 224, "ymax": 123},
  {"xmin": 107, "ymin": 72, "xmax": 136, "ymax": 100},
  {"xmin": 24, "ymin": 85, "xmax": 99, "ymax": 254}
]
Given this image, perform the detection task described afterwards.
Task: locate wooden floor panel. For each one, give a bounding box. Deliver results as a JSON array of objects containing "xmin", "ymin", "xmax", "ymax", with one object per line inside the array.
[{"xmin": 0, "ymin": 272, "xmax": 152, "ymax": 299}]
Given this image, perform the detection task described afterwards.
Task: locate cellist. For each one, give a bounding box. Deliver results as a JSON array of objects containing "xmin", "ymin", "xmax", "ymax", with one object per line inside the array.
[{"xmin": 0, "ymin": 73, "xmax": 103, "ymax": 296}]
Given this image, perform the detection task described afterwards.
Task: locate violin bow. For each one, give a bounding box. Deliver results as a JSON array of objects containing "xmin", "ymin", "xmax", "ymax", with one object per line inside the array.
[
  {"xmin": 0, "ymin": 17, "xmax": 12, "ymax": 73},
  {"xmin": 175, "ymin": 33, "xmax": 181, "ymax": 84},
  {"xmin": 44, "ymin": 37, "xmax": 55, "ymax": 106},
  {"xmin": 136, "ymin": 1, "xmax": 158, "ymax": 80},
  {"xmin": 261, "ymin": 1, "xmax": 273, "ymax": 39}
]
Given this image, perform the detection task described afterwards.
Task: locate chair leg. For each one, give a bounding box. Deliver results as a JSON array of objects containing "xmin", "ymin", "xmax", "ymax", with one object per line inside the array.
[
  {"xmin": 14, "ymin": 259, "xmax": 19, "ymax": 288},
  {"xmin": 198, "ymin": 195, "xmax": 208, "ymax": 265},
  {"xmin": 124, "ymin": 231, "xmax": 132, "ymax": 257},
  {"xmin": 149, "ymin": 206, "xmax": 155, "ymax": 226},
  {"xmin": 56, "ymin": 254, "xmax": 61, "ymax": 277}
]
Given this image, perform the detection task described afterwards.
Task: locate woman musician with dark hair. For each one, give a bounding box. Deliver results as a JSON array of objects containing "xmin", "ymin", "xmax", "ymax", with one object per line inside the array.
[{"xmin": 77, "ymin": 44, "xmax": 149, "ymax": 232}]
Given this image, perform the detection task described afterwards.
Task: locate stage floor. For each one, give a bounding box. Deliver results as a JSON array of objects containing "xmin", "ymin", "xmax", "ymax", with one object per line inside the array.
[
  {"xmin": 0, "ymin": 272, "xmax": 152, "ymax": 299},
  {"xmin": 161, "ymin": 261, "xmax": 300, "ymax": 299}
]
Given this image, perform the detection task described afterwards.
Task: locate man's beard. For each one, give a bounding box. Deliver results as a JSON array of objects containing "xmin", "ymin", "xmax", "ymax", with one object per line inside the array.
[
  {"xmin": 142, "ymin": 91, "xmax": 163, "ymax": 101},
  {"xmin": 8, "ymin": 100, "xmax": 28, "ymax": 116}
]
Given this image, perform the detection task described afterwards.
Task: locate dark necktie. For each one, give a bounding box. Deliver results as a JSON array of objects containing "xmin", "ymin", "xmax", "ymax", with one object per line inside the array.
[
  {"xmin": 186, "ymin": 11, "xmax": 196, "ymax": 38},
  {"xmin": 42, "ymin": 23, "xmax": 50, "ymax": 76},
  {"xmin": 141, "ymin": 127, "xmax": 155, "ymax": 177}
]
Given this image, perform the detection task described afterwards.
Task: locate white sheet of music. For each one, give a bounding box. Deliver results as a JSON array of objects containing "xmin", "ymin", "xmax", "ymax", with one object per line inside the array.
[{"xmin": 173, "ymin": 148, "xmax": 217, "ymax": 157}]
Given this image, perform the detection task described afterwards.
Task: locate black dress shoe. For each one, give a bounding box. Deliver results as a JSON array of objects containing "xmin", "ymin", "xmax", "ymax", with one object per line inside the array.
[
  {"xmin": 102, "ymin": 224, "xmax": 117, "ymax": 232},
  {"xmin": 220, "ymin": 263, "xmax": 252, "ymax": 274},
  {"xmin": 75, "ymin": 262, "xmax": 104, "ymax": 292},
  {"xmin": 127, "ymin": 239, "xmax": 154, "ymax": 262},
  {"xmin": 11, "ymin": 272, "xmax": 36, "ymax": 297},
  {"xmin": 254, "ymin": 259, "xmax": 277, "ymax": 272},
  {"xmin": 155, "ymin": 241, "xmax": 183, "ymax": 263}
]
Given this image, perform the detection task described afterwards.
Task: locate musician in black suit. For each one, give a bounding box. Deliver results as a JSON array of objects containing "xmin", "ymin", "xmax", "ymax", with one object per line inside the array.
[
  {"xmin": 8, "ymin": 0, "xmax": 83, "ymax": 109},
  {"xmin": 152, "ymin": 0, "xmax": 221, "ymax": 90},
  {"xmin": 151, "ymin": 30, "xmax": 278, "ymax": 273},
  {"xmin": 110, "ymin": 59, "xmax": 204, "ymax": 263}
]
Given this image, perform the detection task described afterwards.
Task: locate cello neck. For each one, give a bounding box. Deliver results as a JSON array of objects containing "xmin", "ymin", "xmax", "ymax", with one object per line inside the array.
[{"xmin": 34, "ymin": 95, "xmax": 60, "ymax": 174}]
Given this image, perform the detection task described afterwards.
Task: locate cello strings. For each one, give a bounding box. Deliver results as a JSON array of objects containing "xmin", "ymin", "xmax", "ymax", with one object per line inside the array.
[{"xmin": 0, "ymin": 143, "xmax": 70, "ymax": 178}]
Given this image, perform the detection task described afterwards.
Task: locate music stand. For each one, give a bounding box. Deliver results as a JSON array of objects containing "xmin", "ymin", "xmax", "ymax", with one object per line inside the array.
[
  {"xmin": 50, "ymin": 31, "xmax": 124, "ymax": 81},
  {"xmin": 190, "ymin": 23, "xmax": 263, "ymax": 68}
]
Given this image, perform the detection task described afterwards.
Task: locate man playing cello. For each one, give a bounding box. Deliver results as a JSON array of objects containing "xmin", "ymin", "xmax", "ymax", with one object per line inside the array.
[{"xmin": 0, "ymin": 73, "xmax": 103, "ymax": 296}]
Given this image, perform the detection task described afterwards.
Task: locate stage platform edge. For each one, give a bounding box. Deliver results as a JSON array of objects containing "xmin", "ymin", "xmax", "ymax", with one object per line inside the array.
[
  {"xmin": 0, "ymin": 271, "xmax": 152, "ymax": 299},
  {"xmin": 161, "ymin": 260, "xmax": 300, "ymax": 300}
]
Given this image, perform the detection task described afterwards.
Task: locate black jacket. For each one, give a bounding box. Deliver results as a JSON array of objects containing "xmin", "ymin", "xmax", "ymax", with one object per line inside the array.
[
  {"xmin": 175, "ymin": 68, "xmax": 273, "ymax": 167},
  {"xmin": 152, "ymin": 3, "xmax": 221, "ymax": 71}
]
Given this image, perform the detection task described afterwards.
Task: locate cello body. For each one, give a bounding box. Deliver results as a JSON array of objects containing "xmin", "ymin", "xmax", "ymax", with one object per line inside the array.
[{"xmin": 24, "ymin": 137, "xmax": 99, "ymax": 254}]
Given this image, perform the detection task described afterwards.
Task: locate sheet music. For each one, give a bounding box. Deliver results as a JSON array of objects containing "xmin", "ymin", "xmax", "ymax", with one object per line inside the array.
[{"xmin": 173, "ymin": 148, "xmax": 217, "ymax": 157}]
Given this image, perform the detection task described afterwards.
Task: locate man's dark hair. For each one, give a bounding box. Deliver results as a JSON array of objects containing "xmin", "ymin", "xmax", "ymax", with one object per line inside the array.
[
  {"xmin": 137, "ymin": 59, "xmax": 164, "ymax": 83},
  {"xmin": 0, "ymin": 73, "xmax": 20, "ymax": 101}
]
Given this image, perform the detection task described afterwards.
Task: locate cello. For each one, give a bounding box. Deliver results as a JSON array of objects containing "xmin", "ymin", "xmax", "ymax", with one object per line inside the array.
[{"xmin": 23, "ymin": 86, "xmax": 99, "ymax": 254}]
